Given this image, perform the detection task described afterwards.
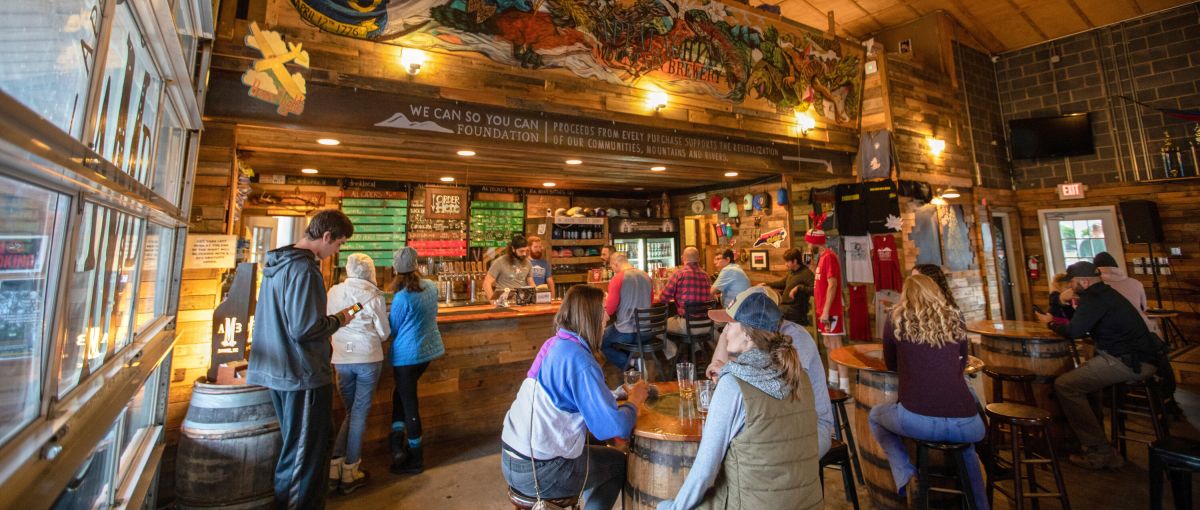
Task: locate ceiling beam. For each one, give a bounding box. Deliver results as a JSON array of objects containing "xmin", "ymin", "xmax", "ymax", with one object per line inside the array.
[
  {"xmin": 1064, "ymin": 0, "xmax": 1095, "ymax": 28},
  {"xmin": 944, "ymin": 0, "xmax": 1006, "ymax": 54},
  {"xmin": 1003, "ymin": 0, "xmax": 1050, "ymax": 40}
]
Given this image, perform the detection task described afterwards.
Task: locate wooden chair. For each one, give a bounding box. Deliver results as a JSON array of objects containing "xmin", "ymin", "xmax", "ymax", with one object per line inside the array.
[
  {"xmin": 665, "ymin": 300, "xmax": 717, "ymax": 365},
  {"xmin": 1149, "ymin": 437, "xmax": 1200, "ymax": 510}
]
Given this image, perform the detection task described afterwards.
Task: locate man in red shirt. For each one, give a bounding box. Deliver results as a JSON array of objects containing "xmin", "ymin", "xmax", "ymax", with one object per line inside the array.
[{"xmin": 808, "ymin": 213, "xmax": 847, "ymax": 390}]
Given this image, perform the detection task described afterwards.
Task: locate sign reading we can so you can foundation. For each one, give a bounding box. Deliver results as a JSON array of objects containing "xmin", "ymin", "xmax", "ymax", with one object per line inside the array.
[{"xmin": 424, "ymin": 186, "xmax": 468, "ymax": 220}]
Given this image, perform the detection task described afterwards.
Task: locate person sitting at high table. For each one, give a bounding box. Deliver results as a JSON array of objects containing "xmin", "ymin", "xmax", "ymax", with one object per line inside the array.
[
  {"xmin": 1035, "ymin": 260, "xmax": 1164, "ymax": 470},
  {"xmin": 659, "ymin": 246, "xmax": 713, "ymax": 359},
  {"xmin": 500, "ymin": 286, "xmax": 649, "ymax": 510},
  {"xmin": 711, "ymin": 248, "xmax": 750, "ymax": 308},
  {"xmin": 1048, "ymin": 272, "xmax": 1076, "ymax": 324},
  {"xmin": 658, "ymin": 286, "xmax": 822, "ymax": 510},
  {"xmin": 705, "ymin": 286, "xmax": 833, "ymax": 458},
  {"xmin": 600, "ymin": 253, "xmax": 652, "ymax": 370},
  {"xmin": 869, "ymin": 274, "xmax": 988, "ymax": 509}
]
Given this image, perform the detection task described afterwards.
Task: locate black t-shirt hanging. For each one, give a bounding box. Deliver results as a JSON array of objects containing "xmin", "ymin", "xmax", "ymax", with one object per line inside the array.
[
  {"xmin": 859, "ymin": 130, "xmax": 893, "ymax": 180},
  {"xmin": 864, "ymin": 181, "xmax": 902, "ymax": 234},
  {"xmin": 834, "ymin": 183, "xmax": 868, "ymax": 236},
  {"xmin": 809, "ymin": 186, "xmax": 837, "ymax": 231}
]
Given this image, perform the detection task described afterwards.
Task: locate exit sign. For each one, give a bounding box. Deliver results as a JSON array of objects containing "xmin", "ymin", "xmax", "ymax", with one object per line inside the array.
[{"xmin": 1057, "ymin": 182, "xmax": 1086, "ymax": 200}]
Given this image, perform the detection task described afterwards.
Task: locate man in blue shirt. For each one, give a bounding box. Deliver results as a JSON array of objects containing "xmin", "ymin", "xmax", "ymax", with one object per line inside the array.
[
  {"xmin": 711, "ymin": 249, "xmax": 751, "ymax": 307},
  {"xmin": 528, "ymin": 235, "xmax": 555, "ymax": 299}
]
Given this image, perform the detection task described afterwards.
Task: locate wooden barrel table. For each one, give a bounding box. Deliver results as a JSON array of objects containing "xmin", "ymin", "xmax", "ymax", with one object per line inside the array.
[
  {"xmin": 176, "ymin": 380, "xmax": 281, "ymax": 509},
  {"xmin": 831, "ymin": 344, "xmax": 983, "ymax": 510},
  {"xmin": 967, "ymin": 320, "xmax": 1075, "ymax": 438},
  {"xmin": 624, "ymin": 381, "xmax": 703, "ymax": 510}
]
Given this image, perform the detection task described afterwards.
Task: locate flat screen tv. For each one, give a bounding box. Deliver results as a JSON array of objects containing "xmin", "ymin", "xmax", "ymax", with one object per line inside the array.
[{"xmin": 1009, "ymin": 113, "xmax": 1094, "ymax": 159}]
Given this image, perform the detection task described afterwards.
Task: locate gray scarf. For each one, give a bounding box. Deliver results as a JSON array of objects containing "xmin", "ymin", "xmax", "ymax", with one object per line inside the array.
[{"xmin": 720, "ymin": 348, "xmax": 790, "ymax": 400}]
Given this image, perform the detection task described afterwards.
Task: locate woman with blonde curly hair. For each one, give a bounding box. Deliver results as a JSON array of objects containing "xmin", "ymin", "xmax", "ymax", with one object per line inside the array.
[{"xmin": 868, "ymin": 274, "xmax": 988, "ymax": 509}]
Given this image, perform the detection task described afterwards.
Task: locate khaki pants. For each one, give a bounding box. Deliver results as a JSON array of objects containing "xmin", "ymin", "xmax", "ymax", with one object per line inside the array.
[{"xmin": 1054, "ymin": 351, "xmax": 1154, "ymax": 451}]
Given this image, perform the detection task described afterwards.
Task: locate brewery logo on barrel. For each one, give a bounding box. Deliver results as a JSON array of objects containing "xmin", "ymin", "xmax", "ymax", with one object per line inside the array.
[
  {"xmin": 0, "ymin": 236, "xmax": 46, "ymax": 274},
  {"xmin": 242, "ymin": 22, "xmax": 310, "ymax": 116}
]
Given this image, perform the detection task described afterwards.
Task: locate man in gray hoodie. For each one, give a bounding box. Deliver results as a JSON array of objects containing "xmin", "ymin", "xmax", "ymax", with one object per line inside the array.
[
  {"xmin": 1093, "ymin": 252, "xmax": 1152, "ymax": 329},
  {"xmin": 247, "ymin": 209, "xmax": 356, "ymax": 509}
]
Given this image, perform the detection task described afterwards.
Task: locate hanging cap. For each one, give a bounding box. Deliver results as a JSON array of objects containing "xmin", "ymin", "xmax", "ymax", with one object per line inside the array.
[
  {"xmin": 805, "ymin": 211, "xmax": 828, "ymax": 246},
  {"xmin": 710, "ymin": 195, "xmax": 723, "ymax": 211},
  {"xmin": 776, "ymin": 187, "xmax": 789, "ymax": 205},
  {"xmin": 743, "ymin": 193, "xmax": 753, "ymax": 211},
  {"xmin": 720, "ymin": 197, "xmax": 731, "ymax": 214}
]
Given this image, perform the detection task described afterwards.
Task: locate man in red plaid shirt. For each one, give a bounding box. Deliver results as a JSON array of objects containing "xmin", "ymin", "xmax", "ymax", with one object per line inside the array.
[{"xmin": 661, "ymin": 247, "xmax": 714, "ymax": 336}]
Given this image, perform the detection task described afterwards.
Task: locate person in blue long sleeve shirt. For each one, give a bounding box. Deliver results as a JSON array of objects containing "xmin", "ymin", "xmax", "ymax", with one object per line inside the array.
[
  {"xmin": 386, "ymin": 247, "xmax": 444, "ymax": 474},
  {"xmin": 500, "ymin": 286, "xmax": 648, "ymax": 510}
]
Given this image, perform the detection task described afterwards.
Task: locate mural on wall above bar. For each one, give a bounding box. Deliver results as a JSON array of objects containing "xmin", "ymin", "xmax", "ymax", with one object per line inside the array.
[{"xmin": 288, "ymin": 0, "xmax": 863, "ymax": 125}]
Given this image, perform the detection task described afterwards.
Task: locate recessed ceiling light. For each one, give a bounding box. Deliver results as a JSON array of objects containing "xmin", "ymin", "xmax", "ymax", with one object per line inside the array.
[
  {"xmin": 724, "ymin": 171, "xmax": 739, "ymax": 177},
  {"xmin": 440, "ymin": 176, "xmax": 455, "ymax": 182},
  {"xmin": 651, "ymin": 166, "xmax": 666, "ymax": 171},
  {"xmin": 457, "ymin": 150, "xmax": 476, "ymax": 157},
  {"xmin": 543, "ymin": 182, "xmax": 556, "ymax": 187},
  {"xmin": 301, "ymin": 168, "xmax": 319, "ymax": 174},
  {"xmin": 317, "ymin": 138, "xmax": 340, "ymax": 146},
  {"xmin": 634, "ymin": 187, "xmax": 645, "ymax": 191},
  {"xmin": 565, "ymin": 159, "xmax": 582, "ymax": 165}
]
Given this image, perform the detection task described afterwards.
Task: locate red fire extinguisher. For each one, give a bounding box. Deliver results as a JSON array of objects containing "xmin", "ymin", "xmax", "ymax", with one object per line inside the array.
[{"xmin": 1027, "ymin": 255, "xmax": 1041, "ymax": 280}]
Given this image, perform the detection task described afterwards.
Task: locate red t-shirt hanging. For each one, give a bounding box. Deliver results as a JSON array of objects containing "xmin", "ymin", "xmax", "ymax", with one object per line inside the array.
[
  {"xmin": 814, "ymin": 250, "xmax": 845, "ymax": 335},
  {"xmin": 872, "ymin": 234, "xmax": 902, "ymax": 292},
  {"xmin": 849, "ymin": 284, "xmax": 871, "ymax": 341}
]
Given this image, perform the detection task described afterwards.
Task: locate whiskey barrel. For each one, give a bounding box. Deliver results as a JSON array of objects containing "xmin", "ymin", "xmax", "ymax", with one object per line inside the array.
[
  {"xmin": 852, "ymin": 368, "xmax": 908, "ymax": 510},
  {"xmin": 624, "ymin": 436, "xmax": 701, "ymax": 509},
  {"xmin": 977, "ymin": 334, "xmax": 1075, "ymax": 437},
  {"xmin": 176, "ymin": 380, "xmax": 280, "ymax": 509}
]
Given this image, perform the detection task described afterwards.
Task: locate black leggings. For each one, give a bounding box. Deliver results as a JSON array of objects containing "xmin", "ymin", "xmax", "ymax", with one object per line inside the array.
[{"xmin": 392, "ymin": 362, "xmax": 430, "ymax": 438}]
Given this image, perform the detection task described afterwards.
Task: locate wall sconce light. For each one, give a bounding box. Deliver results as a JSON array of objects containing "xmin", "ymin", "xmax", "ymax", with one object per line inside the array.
[
  {"xmin": 400, "ymin": 48, "xmax": 427, "ymax": 76},
  {"xmin": 930, "ymin": 195, "xmax": 948, "ymax": 206},
  {"xmin": 926, "ymin": 137, "xmax": 946, "ymax": 156},
  {"xmin": 940, "ymin": 186, "xmax": 961, "ymax": 199},
  {"xmin": 794, "ymin": 110, "xmax": 817, "ymax": 136},
  {"xmin": 647, "ymin": 91, "xmax": 669, "ymax": 111}
]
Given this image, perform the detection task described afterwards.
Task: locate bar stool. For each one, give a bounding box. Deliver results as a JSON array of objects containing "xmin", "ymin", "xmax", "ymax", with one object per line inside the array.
[
  {"xmin": 1109, "ymin": 378, "xmax": 1169, "ymax": 459},
  {"xmin": 665, "ymin": 300, "xmax": 717, "ymax": 365},
  {"xmin": 914, "ymin": 441, "xmax": 979, "ymax": 510},
  {"xmin": 985, "ymin": 403, "xmax": 1070, "ymax": 510},
  {"xmin": 828, "ymin": 388, "xmax": 864, "ymax": 484},
  {"xmin": 1149, "ymin": 437, "xmax": 1200, "ymax": 510},
  {"xmin": 982, "ymin": 366, "xmax": 1037, "ymax": 406},
  {"xmin": 819, "ymin": 439, "xmax": 860, "ymax": 510},
  {"xmin": 507, "ymin": 488, "xmax": 579, "ymax": 509},
  {"xmin": 615, "ymin": 304, "xmax": 670, "ymax": 380}
]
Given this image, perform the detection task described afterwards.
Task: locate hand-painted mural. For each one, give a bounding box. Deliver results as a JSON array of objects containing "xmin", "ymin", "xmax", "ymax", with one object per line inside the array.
[{"xmin": 289, "ymin": 0, "xmax": 863, "ymax": 125}]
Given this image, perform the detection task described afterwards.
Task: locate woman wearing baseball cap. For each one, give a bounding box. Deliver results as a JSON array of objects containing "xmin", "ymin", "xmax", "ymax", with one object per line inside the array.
[{"xmin": 657, "ymin": 287, "xmax": 822, "ymax": 510}]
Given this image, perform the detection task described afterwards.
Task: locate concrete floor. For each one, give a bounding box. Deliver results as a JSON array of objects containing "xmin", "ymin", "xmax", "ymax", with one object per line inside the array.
[{"xmin": 330, "ymin": 385, "xmax": 1200, "ymax": 509}]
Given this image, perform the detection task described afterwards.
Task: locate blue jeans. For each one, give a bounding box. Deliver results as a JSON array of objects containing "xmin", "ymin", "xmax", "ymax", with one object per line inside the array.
[
  {"xmin": 868, "ymin": 402, "xmax": 988, "ymax": 510},
  {"xmin": 601, "ymin": 326, "xmax": 635, "ymax": 370},
  {"xmin": 501, "ymin": 445, "xmax": 626, "ymax": 510},
  {"xmin": 333, "ymin": 362, "xmax": 382, "ymax": 464}
]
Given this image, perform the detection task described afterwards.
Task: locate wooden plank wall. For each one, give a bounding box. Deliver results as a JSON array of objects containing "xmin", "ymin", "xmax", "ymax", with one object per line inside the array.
[{"xmin": 1014, "ymin": 181, "xmax": 1200, "ymax": 334}]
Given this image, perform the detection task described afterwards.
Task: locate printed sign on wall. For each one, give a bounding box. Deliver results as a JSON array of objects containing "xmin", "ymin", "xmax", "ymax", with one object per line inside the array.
[
  {"xmin": 424, "ymin": 185, "xmax": 468, "ymax": 220},
  {"xmin": 184, "ymin": 234, "xmax": 237, "ymax": 269},
  {"xmin": 0, "ymin": 236, "xmax": 46, "ymax": 274}
]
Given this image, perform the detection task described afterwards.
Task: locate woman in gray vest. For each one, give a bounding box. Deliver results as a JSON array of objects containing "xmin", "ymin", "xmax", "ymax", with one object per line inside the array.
[{"xmin": 658, "ymin": 287, "xmax": 822, "ymax": 510}]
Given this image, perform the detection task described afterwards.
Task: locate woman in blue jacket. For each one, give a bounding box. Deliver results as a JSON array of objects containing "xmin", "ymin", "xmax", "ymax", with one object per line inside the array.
[{"xmin": 388, "ymin": 247, "xmax": 444, "ymax": 474}]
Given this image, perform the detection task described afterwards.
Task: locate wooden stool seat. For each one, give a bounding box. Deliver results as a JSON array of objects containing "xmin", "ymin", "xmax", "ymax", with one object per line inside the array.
[
  {"xmin": 987, "ymin": 402, "xmax": 1053, "ymax": 427},
  {"xmin": 1110, "ymin": 378, "xmax": 1170, "ymax": 459},
  {"xmin": 982, "ymin": 366, "xmax": 1037, "ymax": 381},
  {"xmin": 508, "ymin": 487, "xmax": 579, "ymax": 509},
  {"xmin": 820, "ymin": 440, "xmax": 860, "ymax": 510},
  {"xmin": 1150, "ymin": 438, "xmax": 1200, "ymax": 510},
  {"xmin": 915, "ymin": 441, "xmax": 979, "ymax": 510},
  {"xmin": 983, "ymin": 367, "xmax": 1038, "ymax": 406},
  {"xmin": 828, "ymin": 388, "xmax": 850, "ymax": 403}
]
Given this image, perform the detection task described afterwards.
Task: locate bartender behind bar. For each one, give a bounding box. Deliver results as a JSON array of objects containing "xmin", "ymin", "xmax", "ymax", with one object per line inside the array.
[{"xmin": 483, "ymin": 234, "xmax": 536, "ymax": 299}]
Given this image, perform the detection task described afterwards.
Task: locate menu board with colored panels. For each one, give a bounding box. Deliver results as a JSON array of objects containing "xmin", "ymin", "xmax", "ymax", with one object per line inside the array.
[
  {"xmin": 338, "ymin": 197, "xmax": 407, "ymax": 266},
  {"xmin": 408, "ymin": 188, "xmax": 468, "ymax": 258},
  {"xmin": 470, "ymin": 201, "xmax": 525, "ymax": 248}
]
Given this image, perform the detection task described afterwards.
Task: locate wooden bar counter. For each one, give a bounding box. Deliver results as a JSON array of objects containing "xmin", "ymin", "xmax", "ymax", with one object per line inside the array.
[
  {"xmin": 830, "ymin": 344, "xmax": 983, "ymax": 510},
  {"xmin": 335, "ymin": 302, "xmax": 560, "ymax": 454}
]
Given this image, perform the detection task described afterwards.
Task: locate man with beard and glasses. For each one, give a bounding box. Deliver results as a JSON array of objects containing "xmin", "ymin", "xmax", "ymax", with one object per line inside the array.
[
  {"xmin": 527, "ymin": 235, "xmax": 556, "ymax": 300},
  {"xmin": 483, "ymin": 234, "xmax": 536, "ymax": 299}
]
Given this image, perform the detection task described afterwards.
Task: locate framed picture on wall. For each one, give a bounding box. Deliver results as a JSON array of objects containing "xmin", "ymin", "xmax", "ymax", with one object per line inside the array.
[{"xmin": 750, "ymin": 249, "xmax": 770, "ymax": 270}]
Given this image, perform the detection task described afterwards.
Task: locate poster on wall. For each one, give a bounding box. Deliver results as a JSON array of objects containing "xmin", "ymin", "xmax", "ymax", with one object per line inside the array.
[
  {"xmin": 910, "ymin": 204, "xmax": 942, "ymax": 266},
  {"xmin": 940, "ymin": 205, "xmax": 975, "ymax": 271},
  {"xmin": 287, "ymin": 0, "xmax": 863, "ymax": 125},
  {"xmin": 184, "ymin": 235, "xmax": 238, "ymax": 269},
  {"xmin": 0, "ymin": 236, "xmax": 46, "ymax": 274}
]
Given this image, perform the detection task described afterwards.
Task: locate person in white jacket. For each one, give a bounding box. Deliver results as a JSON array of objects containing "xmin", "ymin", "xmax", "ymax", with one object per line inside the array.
[{"xmin": 326, "ymin": 253, "xmax": 390, "ymax": 494}]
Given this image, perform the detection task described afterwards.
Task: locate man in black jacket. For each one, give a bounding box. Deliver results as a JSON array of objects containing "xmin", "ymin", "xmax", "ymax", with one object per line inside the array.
[
  {"xmin": 1036, "ymin": 261, "xmax": 1161, "ymax": 470},
  {"xmin": 247, "ymin": 209, "xmax": 357, "ymax": 508},
  {"xmin": 762, "ymin": 248, "xmax": 814, "ymax": 325}
]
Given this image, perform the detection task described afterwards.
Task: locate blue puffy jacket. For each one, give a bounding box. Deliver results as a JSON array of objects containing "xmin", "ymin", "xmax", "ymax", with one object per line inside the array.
[
  {"xmin": 389, "ymin": 279, "xmax": 445, "ymax": 366},
  {"xmin": 247, "ymin": 245, "xmax": 341, "ymax": 391}
]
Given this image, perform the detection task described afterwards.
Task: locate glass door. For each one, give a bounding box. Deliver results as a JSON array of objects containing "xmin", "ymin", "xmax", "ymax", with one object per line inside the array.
[
  {"xmin": 1038, "ymin": 206, "xmax": 1126, "ymax": 281},
  {"xmin": 645, "ymin": 237, "xmax": 676, "ymax": 274},
  {"xmin": 614, "ymin": 239, "xmax": 644, "ymax": 271}
]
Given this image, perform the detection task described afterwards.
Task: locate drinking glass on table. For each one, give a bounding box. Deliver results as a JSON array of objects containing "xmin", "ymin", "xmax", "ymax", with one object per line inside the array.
[
  {"xmin": 677, "ymin": 362, "xmax": 696, "ymax": 399},
  {"xmin": 697, "ymin": 380, "xmax": 714, "ymax": 416}
]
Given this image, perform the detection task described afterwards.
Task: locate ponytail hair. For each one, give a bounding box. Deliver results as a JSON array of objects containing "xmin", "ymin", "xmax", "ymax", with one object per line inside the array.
[{"xmin": 746, "ymin": 326, "xmax": 806, "ymax": 401}]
